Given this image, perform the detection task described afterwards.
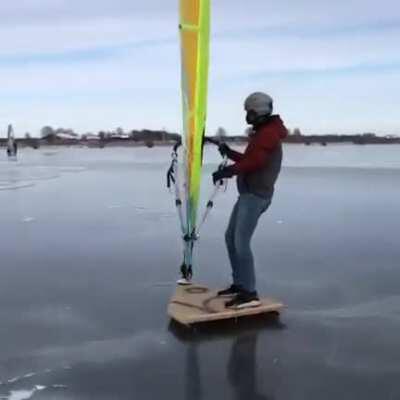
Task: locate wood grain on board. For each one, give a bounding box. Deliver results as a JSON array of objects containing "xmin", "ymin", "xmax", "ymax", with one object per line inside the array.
[{"xmin": 168, "ymin": 284, "xmax": 284, "ymax": 326}]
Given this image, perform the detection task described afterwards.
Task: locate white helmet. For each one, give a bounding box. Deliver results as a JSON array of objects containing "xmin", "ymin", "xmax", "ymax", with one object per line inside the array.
[{"xmin": 244, "ymin": 92, "xmax": 273, "ymax": 116}]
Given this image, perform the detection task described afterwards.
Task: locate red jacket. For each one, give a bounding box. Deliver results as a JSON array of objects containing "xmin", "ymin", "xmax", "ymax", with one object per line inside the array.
[{"xmin": 230, "ymin": 115, "xmax": 288, "ymax": 174}]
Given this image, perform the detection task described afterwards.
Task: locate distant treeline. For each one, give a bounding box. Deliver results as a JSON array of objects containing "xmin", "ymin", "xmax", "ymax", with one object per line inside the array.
[
  {"xmin": 0, "ymin": 129, "xmax": 182, "ymax": 149},
  {"xmin": 0, "ymin": 126, "xmax": 399, "ymax": 148},
  {"xmin": 225, "ymin": 131, "xmax": 400, "ymax": 145},
  {"xmin": 284, "ymin": 133, "xmax": 400, "ymax": 145}
]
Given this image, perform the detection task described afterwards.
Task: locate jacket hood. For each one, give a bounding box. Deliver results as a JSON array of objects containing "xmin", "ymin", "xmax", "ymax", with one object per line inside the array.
[{"xmin": 257, "ymin": 114, "xmax": 288, "ymax": 139}]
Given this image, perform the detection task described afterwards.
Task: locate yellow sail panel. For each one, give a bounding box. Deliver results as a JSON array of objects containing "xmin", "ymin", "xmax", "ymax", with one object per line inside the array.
[
  {"xmin": 181, "ymin": 0, "xmax": 200, "ymax": 25},
  {"xmin": 180, "ymin": 30, "xmax": 198, "ymax": 114},
  {"xmin": 179, "ymin": 0, "xmax": 210, "ymax": 234}
]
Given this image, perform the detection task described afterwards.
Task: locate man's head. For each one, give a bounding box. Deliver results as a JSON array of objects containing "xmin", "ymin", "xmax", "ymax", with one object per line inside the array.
[{"xmin": 244, "ymin": 92, "xmax": 273, "ymax": 126}]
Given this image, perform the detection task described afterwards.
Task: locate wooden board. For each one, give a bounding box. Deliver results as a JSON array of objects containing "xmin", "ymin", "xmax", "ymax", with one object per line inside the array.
[{"xmin": 168, "ymin": 284, "xmax": 284, "ymax": 326}]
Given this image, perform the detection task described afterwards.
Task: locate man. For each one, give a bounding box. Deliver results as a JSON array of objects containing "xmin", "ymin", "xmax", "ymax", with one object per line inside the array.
[{"xmin": 212, "ymin": 92, "xmax": 288, "ymax": 309}]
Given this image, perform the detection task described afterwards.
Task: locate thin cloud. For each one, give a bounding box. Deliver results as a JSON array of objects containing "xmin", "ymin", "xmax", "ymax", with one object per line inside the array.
[{"xmin": 0, "ymin": 0, "xmax": 399, "ymax": 135}]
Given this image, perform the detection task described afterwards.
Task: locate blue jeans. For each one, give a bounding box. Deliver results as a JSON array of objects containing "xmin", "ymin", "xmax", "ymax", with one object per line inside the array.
[{"xmin": 225, "ymin": 193, "xmax": 271, "ymax": 293}]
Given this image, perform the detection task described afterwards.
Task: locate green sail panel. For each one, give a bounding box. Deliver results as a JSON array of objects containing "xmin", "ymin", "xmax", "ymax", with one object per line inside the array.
[{"xmin": 179, "ymin": 0, "xmax": 210, "ymax": 237}]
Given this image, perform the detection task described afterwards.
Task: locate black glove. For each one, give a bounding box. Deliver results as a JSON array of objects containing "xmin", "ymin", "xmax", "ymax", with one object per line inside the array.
[
  {"xmin": 212, "ymin": 166, "xmax": 235, "ymax": 185},
  {"xmin": 218, "ymin": 143, "xmax": 231, "ymax": 157}
]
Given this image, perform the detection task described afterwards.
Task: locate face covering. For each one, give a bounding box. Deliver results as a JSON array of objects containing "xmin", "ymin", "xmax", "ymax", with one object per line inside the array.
[{"xmin": 246, "ymin": 110, "xmax": 258, "ymax": 125}]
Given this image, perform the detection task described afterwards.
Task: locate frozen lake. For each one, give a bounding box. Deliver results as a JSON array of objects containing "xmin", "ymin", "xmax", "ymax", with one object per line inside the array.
[{"xmin": 0, "ymin": 145, "xmax": 399, "ymax": 399}]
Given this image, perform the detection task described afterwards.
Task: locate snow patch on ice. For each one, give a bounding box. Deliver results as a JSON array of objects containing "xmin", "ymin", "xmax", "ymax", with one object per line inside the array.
[
  {"xmin": 21, "ymin": 374, "xmax": 35, "ymax": 379},
  {"xmin": 0, "ymin": 183, "xmax": 35, "ymax": 191},
  {"xmin": 6, "ymin": 378, "xmax": 20, "ymax": 384},
  {"xmin": 58, "ymin": 166, "xmax": 87, "ymax": 173},
  {"xmin": 21, "ymin": 217, "xmax": 35, "ymax": 223},
  {"xmin": 108, "ymin": 204, "xmax": 122, "ymax": 209},
  {"xmin": 3, "ymin": 385, "xmax": 46, "ymax": 400}
]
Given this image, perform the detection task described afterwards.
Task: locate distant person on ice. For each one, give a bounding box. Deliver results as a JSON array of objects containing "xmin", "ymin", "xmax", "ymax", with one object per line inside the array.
[
  {"xmin": 212, "ymin": 92, "xmax": 288, "ymax": 309},
  {"xmin": 7, "ymin": 140, "xmax": 17, "ymax": 157}
]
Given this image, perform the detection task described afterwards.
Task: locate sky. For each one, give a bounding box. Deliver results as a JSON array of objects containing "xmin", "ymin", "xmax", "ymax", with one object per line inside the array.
[{"xmin": 0, "ymin": 0, "xmax": 399, "ymax": 137}]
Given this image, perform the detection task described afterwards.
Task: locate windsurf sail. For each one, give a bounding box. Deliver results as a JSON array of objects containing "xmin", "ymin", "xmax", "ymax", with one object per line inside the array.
[
  {"xmin": 167, "ymin": 0, "xmax": 211, "ymax": 283},
  {"xmin": 180, "ymin": 0, "xmax": 210, "ymax": 236},
  {"xmin": 7, "ymin": 124, "xmax": 17, "ymax": 158},
  {"xmin": 167, "ymin": 0, "xmax": 226, "ymax": 283}
]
